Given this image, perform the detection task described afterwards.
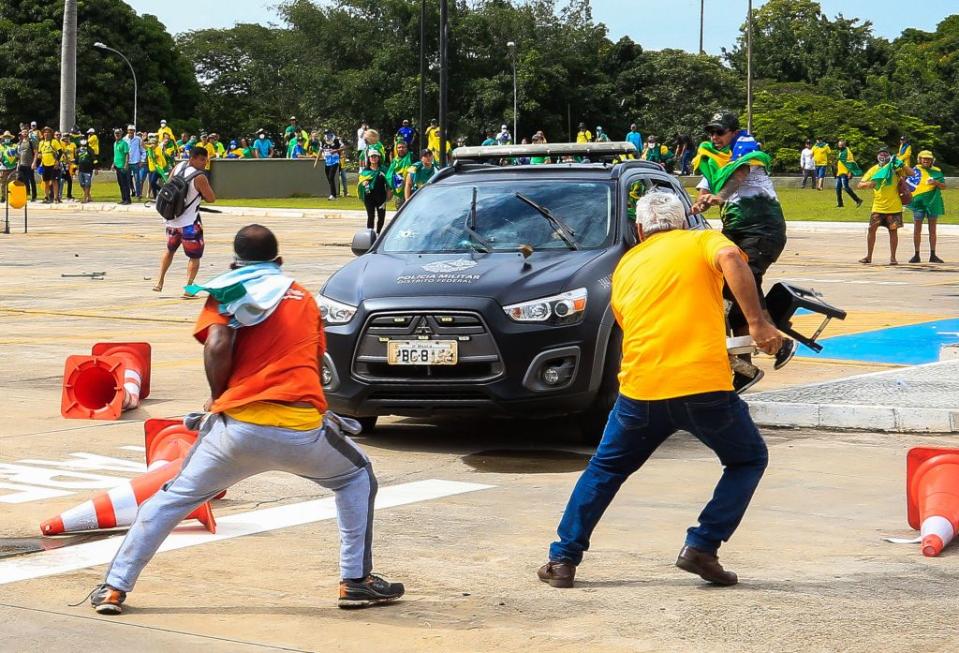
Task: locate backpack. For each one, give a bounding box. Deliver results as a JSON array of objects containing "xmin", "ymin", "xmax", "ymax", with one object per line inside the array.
[{"xmin": 155, "ymin": 164, "xmax": 204, "ymax": 221}]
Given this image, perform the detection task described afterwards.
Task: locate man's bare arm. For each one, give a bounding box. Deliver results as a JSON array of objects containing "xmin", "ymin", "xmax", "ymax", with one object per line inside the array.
[
  {"xmin": 204, "ymin": 324, "xmax": 235, "ymax": 403},
  {"xmin": 716, "ymin": 247, "xmax": 782, "ymax": 355},
  {"xmin": 194, "ymin": 173, "xmax": 216, "ymax": 203}
]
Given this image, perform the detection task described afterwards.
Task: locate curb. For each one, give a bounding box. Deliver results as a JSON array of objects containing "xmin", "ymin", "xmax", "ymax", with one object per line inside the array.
[
  {"xmin": 747, "ymin": 400, "xmax": 959, "ymax": 433},
  {"xmin": 26, "ymin": 202, "xmax": 373, "ymax": 221}
]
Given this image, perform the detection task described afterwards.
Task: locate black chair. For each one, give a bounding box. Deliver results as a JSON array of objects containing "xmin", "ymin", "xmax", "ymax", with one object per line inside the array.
[{"xmin": 765, "ymin": 282, "xmax": 847, "ymax": 353}]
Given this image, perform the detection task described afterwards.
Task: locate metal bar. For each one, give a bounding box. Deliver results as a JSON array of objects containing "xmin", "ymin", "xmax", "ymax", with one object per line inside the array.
[
  {"xmin": 746, "ymin": 0, "xmax": 753, "ymax": 133},
  {"xmin": 439, "ymin": 0, "xmax": 448, "ymax": 166},
  {"xmin": 419, "ymin": 0, "xmax": 426, "ymax": 155}
]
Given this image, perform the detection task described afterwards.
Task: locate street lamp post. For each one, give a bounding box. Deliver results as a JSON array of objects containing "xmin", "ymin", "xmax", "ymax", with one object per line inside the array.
[
  {"xmin": 507, "ymin": 41, "xmax": 517, "ymax": 143},
  {"xmin": 94, "ymin": 42, "xmax": 137, "ymax": 128},
  {"xmin": 438, "ymin": 0, "xmax": 448, "ymax": 166},
  {"xmin": 746, "ymin": 0, "xmax": 753, "ymax": 133}
]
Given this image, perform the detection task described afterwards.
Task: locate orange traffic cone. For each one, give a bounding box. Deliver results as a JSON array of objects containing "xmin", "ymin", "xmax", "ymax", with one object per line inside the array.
[
  {"xmin": 907, "ymin": 446, "xmax": 959, "ymax": 557},
  {"xmin": 145, "ymin": 418, "xmax": 197, "ymax": 471},
  {"xmin": 144, "ymin": 418, "xmax": 227, "ymax": 499},
  {"xmin": 60, "ymin": 342, "xmax": 151, "ymax": 420},
  {"xmin": 40, "ymin": 457, "xmax": 216, "ymax": 536}
]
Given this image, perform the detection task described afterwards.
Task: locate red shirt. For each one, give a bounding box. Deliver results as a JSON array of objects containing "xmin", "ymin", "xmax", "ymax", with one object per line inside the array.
[{"xmin": 193, "ymin": 282, "xmax": 328, "ymax": 413}]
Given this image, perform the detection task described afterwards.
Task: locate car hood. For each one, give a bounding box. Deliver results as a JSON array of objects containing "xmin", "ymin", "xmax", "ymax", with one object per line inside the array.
[{"xmin": 322, "ymin": 249, "xmax": 607, "ymax": 305}]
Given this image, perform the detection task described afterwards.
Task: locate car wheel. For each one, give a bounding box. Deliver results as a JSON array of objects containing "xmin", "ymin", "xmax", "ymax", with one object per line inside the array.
[{"xmin": 577, "ymin": 327, "xmax": 622, "ymax": 446}]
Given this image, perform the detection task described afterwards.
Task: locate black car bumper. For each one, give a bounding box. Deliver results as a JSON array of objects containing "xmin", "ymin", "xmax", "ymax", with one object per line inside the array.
[{"xmin": 322, "ymin": 295, "xmax": 609, "ymax": 419}]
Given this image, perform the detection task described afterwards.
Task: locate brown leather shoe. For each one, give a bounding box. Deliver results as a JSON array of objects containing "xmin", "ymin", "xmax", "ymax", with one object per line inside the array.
[
  {"xmin": 537, "ymin": 560, "xmax": 576, "ymax": 588},
  {"xmin": 675, "ymin": 545, "xmax": 738, "ymax": 586}
]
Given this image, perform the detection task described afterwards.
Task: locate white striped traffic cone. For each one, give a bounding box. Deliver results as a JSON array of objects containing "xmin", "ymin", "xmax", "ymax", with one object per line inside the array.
[
  {"xmin": 40, "ymin": 457, "xmax": 216, "ymax": 535},
  {"xmin": 60, "ymin": 342, "xmax": 152, "ymax": 420}
]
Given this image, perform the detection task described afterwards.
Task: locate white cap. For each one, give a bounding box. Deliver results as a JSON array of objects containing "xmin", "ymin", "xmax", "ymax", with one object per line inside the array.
[
  {"xmin": 160, "ymin": 119, "xmax": 167, "ymax": 125},
  {"xmin": 30, "ymin": 121, "xmax": 37, "ymax": 127},
  {"xmin": 501, "ymin": 124, "xmax": 508, "ymax": 130},
  {"xmin": 127, "ymin": 124, "xmax": 136, "ymax": 131},
  {"xmin": 86, "ymin": 128, "xmax": 95, "ymax": 134}
]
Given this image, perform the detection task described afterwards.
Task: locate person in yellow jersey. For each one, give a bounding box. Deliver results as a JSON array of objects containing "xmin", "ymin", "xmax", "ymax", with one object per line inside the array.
[
  {"xmin": 538, "ymin": 193, "xmax": 780, "ymax": 590},
  {"xmin": 58, "ymin": 134, "xmax": 76, "ymax": 201},
  {"xmin": 199, "ymin": 133, "xmax": 216, "ymax": 171},
  {"xmin": 811, "ymin": 137, "xmax": 831, "ymax": 190},
  {"xmin": 33, "ymin": 127, "xmax": 64, "ymax": 203},
  {"xmin": 575, "ymin": 122, "xmax": 592, "ymax": 144},
  {"xmin": 86, "ymin": 128, "xmax": 99, "ymax": 162},
  {"xmin": 857, "ymin": 145, "xmax": 914, "ymax": 265},
  {"xmin": 906, "ymin": 150, "xmax": 946, "ymax": 263},
  {"xmin": 897, "ymin": 135, "xmax": 912, "ymax": 168},
  {"xmin": 157, "ymin": 119, "xmax": 175, "ymax": 143},
  {"xmin": 834, "ymin": 138, "xmax": 862, "ymax": 208},
  {"xmin": 426, "ymin": 118, "xmax": 441, "ymax": 159}
]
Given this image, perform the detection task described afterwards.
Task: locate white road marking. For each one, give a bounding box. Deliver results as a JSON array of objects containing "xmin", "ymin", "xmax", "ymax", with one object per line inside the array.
[
  {"xmin": 118, "ymin": 445, "xmax": 146, "ymax": 452},
  {"xmin": 784, "ymin": 277, "xmax": 909, "ymax": 286},
  {"xmin": 0, "ymin": 479, "xmax": 493, "ymax": 585}
]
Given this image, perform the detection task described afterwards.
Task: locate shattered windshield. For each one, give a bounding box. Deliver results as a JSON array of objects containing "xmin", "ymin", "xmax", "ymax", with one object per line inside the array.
[{"xmin": 379, "ymin": 180, "xmax": 613, "ymax": 253}]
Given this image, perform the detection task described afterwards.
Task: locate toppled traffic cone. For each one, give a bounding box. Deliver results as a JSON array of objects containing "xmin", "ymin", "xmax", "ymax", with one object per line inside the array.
[
  {"xmin": 145, "ymin": 418, "xmax": 197, "ymax": 471},
  {"xmin": 907, "ymin": 446, "xmax": 959, "ymax": 557},
  {"xmin": 60, "ymin": 342, "xmax": 151, "ymax": 420},
  {"xmin": 144, "ymin": 418, "xmax": 226, "ymax": 499},
  {"xmin": 40, "ymin": 457, "xmax": 216, "ymax": 536}
]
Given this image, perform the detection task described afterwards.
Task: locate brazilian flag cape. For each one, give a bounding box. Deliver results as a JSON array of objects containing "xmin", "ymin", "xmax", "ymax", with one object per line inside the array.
[
  {"xmin": 907, "ymin": 165, "xmax": 945, "ymax": 215},
  {"xmin": 866, "ymin": 156, "xmax": 905, "ymax": 189},
  {"xmin": 837, "ymin": 147, "xmax": 862, "ymax": 177},
  {"xmin": 691, "ymin": 140, "xmax": 771, "ymax": 194},
  {"xmin": 357, "ymin": 167, "xmax": 387, "ymax": 201},
  {"xmin": 386, "ymin": 153, "xmax": 412, "ymax": 191}
]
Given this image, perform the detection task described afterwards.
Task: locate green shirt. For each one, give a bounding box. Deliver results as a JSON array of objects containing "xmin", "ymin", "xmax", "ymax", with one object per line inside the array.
[
  {"xmin": 408, "ymin": 161, "xmax": 436, "ymax": 190},
  {"xmin": 113, "ymin": 139, "xmax": 130, "ymax": 169}
]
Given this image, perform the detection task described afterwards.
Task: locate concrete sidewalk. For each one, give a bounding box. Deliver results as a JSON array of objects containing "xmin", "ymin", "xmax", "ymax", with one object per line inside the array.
[{"xmin": 747, "ymin": 360, "xmax": 959, "ymax": 432}]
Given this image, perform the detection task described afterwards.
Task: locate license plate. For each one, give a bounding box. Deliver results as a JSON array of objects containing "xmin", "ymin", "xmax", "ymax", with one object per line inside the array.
[{"xmin": 387, "ymin": 340, "xmax": 458, "ymax": 365}]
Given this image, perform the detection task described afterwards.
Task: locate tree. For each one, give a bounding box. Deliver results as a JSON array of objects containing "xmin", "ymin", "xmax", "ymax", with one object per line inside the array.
[
  {"xmin": 724, "ymin": 0, "xmax": 889, "ymax": 98},
  {"xmin": 0, "ymin": 0, "xmax": 200, "ymax": 131},
  {"xmin": 750, "ymin": 82, "xmax": 941, "ymax": 172}
]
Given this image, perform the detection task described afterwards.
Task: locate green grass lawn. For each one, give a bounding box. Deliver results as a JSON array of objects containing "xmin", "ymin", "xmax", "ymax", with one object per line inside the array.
[{"xmin": 81, "ymin": 176, "xmax": 957, "ymax": 222}]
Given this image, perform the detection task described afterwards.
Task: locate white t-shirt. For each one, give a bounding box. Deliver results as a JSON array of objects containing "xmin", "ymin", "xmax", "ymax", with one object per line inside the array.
[
  {"xmin": 167, "ymin": 161, "xmax": 202, "ymax": 228},
  {"xmin": 800, "ymin": 147, "xmax": 815, "ymax": 170},
  {"xmin": 696, "ymin": 166, "xmax": 778, "ymax": 203},
  {"xmin": 356, "ymin": 127, "xmax": 367, "ymax": 150}
]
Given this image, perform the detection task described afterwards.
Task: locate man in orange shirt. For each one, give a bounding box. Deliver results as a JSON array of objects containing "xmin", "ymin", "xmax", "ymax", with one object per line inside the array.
[
  {"xmin": 538, "ymin": 194, "xmax": 780, "ymax": 590},
  {"xmin": 89, "ymin": 225, "xmax": 404, "ymax": 614}
]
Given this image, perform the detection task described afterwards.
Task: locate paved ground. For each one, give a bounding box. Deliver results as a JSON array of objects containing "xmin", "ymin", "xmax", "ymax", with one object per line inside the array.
[{"xmin": 2, "ymin": 209, "xmax": 958, "ymax": 652}]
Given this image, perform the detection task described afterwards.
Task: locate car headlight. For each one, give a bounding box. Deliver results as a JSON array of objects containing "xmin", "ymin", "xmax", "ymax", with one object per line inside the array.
[
  {"xmin": 503, "ymin": 288, "xmax": 587, "ymax": 325},
  {"xmin": 318, "ymin": 295, "xmax": 357, "ymax": 324}
]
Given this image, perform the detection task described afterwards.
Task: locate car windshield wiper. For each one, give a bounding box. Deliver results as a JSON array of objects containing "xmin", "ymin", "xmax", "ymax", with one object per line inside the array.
[
  {"xmin": 464, "ymin": 186, "xmax": 492, "ymax": 253},
  {"xmin": 513, "ymin": 192, "xmax": 579, "ymax": 250}
]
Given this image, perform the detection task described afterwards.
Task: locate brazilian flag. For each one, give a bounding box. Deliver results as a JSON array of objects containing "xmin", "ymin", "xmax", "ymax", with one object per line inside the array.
[
  {"xmin": 357, "ymin": 167, "xmax": 387, "ymax": 201},
  {"xmin": 692, "ymin": 140, "xmax": 770, "ymax": 194},
  {"xmin": 906, "ymin": 165, "xmax": 945, "ymax": 215},
  {"xmin": 866, "ymin": 156, "xmax": 905, "ymax": 189},
  {"xmin": 386, "ymin": 153, "xmax": 412, "ymax": 191}
]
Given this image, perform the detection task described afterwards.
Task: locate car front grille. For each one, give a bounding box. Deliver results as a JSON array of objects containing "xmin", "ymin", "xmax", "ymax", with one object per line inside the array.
[{"xmin": 352, "ymin": 311, "xmax": 504, "ymax": 382}]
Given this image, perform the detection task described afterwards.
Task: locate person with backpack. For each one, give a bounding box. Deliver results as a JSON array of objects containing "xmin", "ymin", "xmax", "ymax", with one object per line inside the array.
[
  {"xmin": 152, "ymin": 146, "xmax": 216, "ymax": 296},
  {"xmin": 76, "ymin": 138, "xmax": 96, "ymax": 203}
]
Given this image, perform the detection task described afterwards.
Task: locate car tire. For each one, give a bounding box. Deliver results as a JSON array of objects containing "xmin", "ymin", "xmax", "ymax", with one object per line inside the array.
[{"xmin": 576, "ymin": 327, "xmax": 622, "ymax": 446}]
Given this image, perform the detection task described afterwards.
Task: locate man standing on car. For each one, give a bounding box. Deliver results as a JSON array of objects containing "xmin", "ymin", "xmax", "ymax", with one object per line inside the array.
[
  {"xmin": 538, "ymin": 193, "xmax": 779, "ymax": 590},
  {"xmin": 88, "ymin": 223, "xmax": 405, "ymax": 614}
]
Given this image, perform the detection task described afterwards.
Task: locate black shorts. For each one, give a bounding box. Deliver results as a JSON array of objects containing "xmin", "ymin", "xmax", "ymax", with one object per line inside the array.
[
  {"xmin": 723, "ymin": 233, "xmax": 787, "ymax": 330},
  {"xmin": 41, "ymin": 166, "xmax": 58, "ymax": 182}
]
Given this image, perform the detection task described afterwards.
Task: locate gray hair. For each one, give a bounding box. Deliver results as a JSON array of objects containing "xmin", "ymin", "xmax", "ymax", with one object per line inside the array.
[{"xmin": 635, "ymin": 192, "xmax": 687, "ymax": 236}]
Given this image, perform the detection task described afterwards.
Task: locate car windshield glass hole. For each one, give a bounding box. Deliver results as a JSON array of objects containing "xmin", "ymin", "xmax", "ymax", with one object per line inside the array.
[{"xmin": 379, "ymin": 181, "xmax": 613, "ymax": 253}]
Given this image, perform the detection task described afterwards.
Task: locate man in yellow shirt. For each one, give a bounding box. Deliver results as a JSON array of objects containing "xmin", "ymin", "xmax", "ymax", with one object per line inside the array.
[
  {"xmin": 538, "ymin": 193, "xmax": 780, "ymax": 590},
  {"xmin": 857, "ymin": 145, "xmax": 915, "ymax": 265},
  {"xmin": 575, "ymin": 122, "xmax": 592, "ymax": 143},
  {"xmin": 897, "ymin": 135, "xmax": 912, "ymax": 168},
  {"xmin": 86, "ymin": 128, "xmax": 99, "ymax": 161},
  {"xmin": 33, "ymin": 127, "xmax": 63, "ymax": 203},
  {"xmin": 811, "ymin": 138, "xmax": 831, "ymax": 190},
  {"xmin": 157, "ymin": 119, "xmax": 175, "ymax": 143}
]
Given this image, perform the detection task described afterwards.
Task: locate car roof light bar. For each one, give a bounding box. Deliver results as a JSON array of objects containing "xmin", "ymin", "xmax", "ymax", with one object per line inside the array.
[{"xmin": 452, "ymin": 141, "xmax": 638, "ymax": 162}]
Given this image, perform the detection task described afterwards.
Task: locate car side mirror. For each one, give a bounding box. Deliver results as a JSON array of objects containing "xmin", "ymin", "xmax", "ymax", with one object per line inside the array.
[{"xmin": 351, "ymin": 229, "xmax": 376, "ymax": 257}]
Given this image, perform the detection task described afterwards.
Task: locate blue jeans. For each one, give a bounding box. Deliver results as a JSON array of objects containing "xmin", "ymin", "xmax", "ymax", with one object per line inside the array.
[
  {"xmin": 549, "ymin": 392, "xmax": 768, "ymax": 565},
  {"xmin": 835, "ymin": 174, "xmax": 861, "ymax": 207}
]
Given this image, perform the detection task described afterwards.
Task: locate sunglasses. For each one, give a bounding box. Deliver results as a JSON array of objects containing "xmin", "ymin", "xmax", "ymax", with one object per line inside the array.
[{"xmin": 706, "ymin": 128, "xmax": 729, "ymax": 136}]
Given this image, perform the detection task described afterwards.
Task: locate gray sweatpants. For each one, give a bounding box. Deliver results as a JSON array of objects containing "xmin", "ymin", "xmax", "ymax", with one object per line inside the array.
[{"xmin": 105, "ymin": 413, "xmax": 377, "ymax": 592}]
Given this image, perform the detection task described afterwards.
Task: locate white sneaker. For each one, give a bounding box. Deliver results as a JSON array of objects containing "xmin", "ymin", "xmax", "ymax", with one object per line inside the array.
[{"xmin": 328, "ymin": 194, "xmax": 335, "ymax": 200}]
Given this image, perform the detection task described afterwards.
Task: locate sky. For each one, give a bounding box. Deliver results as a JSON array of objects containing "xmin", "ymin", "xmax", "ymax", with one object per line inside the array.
[{"xmin": 127, "ymin": 0, "xmax": 955, "ymax": 53}]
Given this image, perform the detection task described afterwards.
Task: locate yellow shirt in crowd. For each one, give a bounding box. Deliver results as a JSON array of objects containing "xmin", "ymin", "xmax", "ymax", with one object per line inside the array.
[
  {"xmin": 811, "ymin": 144, "xmax": 831, "ymax": 166},
  {"xmin": 863, "ymin": 164, "xmax": 907, "ymax": 214},
  {"xmin": 576, "ymin": 130, "xmax": 592, "ymax": 144},
  {"xmin": 88, "ymin": 134, "xmax": 99, "ymax": 156},
  {"xmin": 37, "ymin": 139, "xmax": 63, "ymax": 167},
  {"xmin": 612, "ymin": 229, "xmax": 740, "ymax": 400},
  {"xmin": 157, "ymin": 126, "xmax": 175, "ymax": 143}
]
